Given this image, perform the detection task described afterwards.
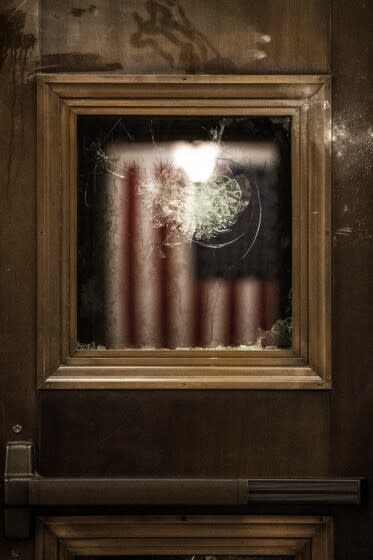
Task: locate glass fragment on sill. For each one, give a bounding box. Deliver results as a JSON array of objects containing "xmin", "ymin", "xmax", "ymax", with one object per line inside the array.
[{"xmin": 77, "ymin": 116, "xmax": 292, "ymax": 350}]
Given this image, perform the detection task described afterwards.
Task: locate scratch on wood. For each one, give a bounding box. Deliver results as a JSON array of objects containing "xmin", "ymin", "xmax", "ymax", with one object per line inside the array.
[{"xmin": 335, "ymin": 227, "xmax": 353, "ymax": 237}]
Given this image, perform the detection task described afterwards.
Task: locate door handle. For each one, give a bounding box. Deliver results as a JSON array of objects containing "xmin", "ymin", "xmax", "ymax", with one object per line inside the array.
[{"xmin": 3, "ymin": 441, "xmax": 364, "ymax": 538}]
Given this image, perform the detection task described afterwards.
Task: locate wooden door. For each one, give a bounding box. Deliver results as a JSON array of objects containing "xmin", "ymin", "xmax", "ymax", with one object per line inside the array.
[{"xmin": 0, "ymin": 1, "xmax": 372, "ymax": 558}]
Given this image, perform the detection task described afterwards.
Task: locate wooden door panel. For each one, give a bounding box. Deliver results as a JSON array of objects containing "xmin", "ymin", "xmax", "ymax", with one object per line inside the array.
[
  {"xmin": 1, "ymin": 1, "xmax": 372, "ymax": 559},
  {"xmin": 39, "ymin": 391, "xmax": 329, "ymax": 477},
  {"xmin": 34, "ymin": 515, "xmax": 333, "ymax": 560},
  {"xmin": 330, "ymin": 1, "xmax": 373, "ymax": 558},
  {"xmin": 40, "ymin": 0, "xmax": 330, "ymax": 74},
  {"xmin": 0, "ymin": 0, "xmax": 40, "ymax": 465}
]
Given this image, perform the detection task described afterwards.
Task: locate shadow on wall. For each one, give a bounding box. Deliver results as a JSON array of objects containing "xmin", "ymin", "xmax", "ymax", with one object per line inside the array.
[
  {"xmin": 0, "ymin": 3, "xmax": 123, "ymax": 75},
  {"xmin": 131, "ymin": 0, "xmax": 238, "ymax": 72},
  {"xmin": 0, "ymin": 3, "xmax": 36, "ymax": 197},
  {"xmin": 0, "ymin": 4, "xmax": 36, "ymax": 72}
]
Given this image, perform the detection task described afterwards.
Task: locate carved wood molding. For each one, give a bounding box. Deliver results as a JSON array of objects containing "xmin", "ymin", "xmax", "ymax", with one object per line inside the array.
[
  {"xmin": 35, "ymin": 514, "xmax": 333, "ymax": 559},
  {"xmin": 37, "ymin": 73, "xmax": 331, "ymax": 389}
]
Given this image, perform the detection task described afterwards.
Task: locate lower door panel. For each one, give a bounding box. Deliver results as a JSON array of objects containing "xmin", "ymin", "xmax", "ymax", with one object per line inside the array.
[{"xmin": 35, "ymin": 515, "xmax": 332, "ymax": 560}]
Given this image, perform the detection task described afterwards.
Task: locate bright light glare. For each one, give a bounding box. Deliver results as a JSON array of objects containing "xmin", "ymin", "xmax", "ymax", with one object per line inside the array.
[{"xmin": 173, "ymin": 142, "xmax": 219, "ymax": 183}]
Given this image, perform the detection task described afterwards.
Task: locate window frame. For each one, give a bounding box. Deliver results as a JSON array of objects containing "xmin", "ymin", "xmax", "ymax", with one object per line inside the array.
[{"xmin": 37, "ymin": 74, "xmax": 331, "ymax": 389}]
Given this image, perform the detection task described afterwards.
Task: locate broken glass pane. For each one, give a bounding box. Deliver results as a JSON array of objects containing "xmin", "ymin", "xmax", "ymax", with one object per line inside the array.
[{"xmin": 77, "ymin": 115, "xmax": 292, "ymax": 350}]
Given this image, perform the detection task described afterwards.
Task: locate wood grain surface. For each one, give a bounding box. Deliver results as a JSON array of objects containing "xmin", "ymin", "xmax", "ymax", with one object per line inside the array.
[{"xmin": 1, "ymin": 1, "xmax": 372, "ymax": 559}]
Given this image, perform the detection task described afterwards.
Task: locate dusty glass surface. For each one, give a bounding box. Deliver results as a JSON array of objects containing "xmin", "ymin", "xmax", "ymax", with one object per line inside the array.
[{"xmin": 77, "ymin": 115, "xmax": 292, "ymax": 350}]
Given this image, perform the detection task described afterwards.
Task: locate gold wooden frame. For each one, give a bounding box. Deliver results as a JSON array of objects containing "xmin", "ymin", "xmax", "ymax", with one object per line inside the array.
[
  {"xmin": 35, "ymin": 514, "xmax": 333, "ymax": 559},
  {"xmin": 37, "ymin": 74, "xmax": 331, "ymax": 389}
]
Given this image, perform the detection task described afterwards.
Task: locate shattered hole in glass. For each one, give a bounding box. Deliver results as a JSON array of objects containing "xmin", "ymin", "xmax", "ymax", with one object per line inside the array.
[{"xmin": 77, "ymin": 116, "xmax": 292, "ymax": 350}]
